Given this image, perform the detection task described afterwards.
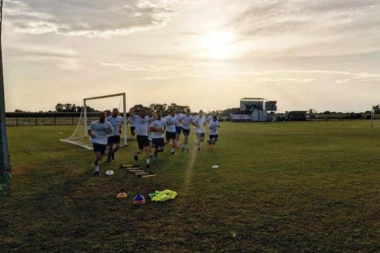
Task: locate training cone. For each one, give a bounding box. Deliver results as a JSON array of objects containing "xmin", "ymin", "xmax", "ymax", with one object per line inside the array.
[
  {"xmin": 117, "ymin": 189, "xmax": 128, "ymax": 199},
  {"xmin": 133, "ymin": 187, "xmax": 145, "ymax": 205}
]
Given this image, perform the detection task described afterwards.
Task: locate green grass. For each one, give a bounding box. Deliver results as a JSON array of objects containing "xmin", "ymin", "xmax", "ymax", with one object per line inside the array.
[{"xmin": 1, "ymin": 121, "xmax": 380, "ymax": 252}]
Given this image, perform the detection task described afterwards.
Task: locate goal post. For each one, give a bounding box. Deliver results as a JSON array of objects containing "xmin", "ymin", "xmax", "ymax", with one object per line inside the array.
[
  {"xmin": 60, "ymin": 92, "xmax": 128, "ymax": 150},
  {"xmin": 83, "ymin": 93, "xmax": 127, "ymax": 146}
]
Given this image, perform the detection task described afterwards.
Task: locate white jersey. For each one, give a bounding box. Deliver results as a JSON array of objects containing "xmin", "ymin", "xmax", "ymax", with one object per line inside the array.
[
  {"xmin": 192, "ymin": 115, "xmax": 206, "ymax": 133},
  {"xmin": 106, "ymin": 115, "xmax": 122, "ymax": 136},
  {"xmin": 181, "ymin": 115, "xmax": 194, "ymax": 130},
  {"xmin": 175, "ymin": 113, "xmax": 184, "ymax": 127},
  {"xmin": 209, "ymin": 121, "xmax": 219, "ymax": 135},
  {"xmin": 165, "ymin": 115, "xmax": 176, "ymax": 132},
  {"xmin": 132, "ymin": 115, "xmax": 153, "ymax": 136},
  {"xmin": 90, "ymin": 120, "xmax": 113, "ymax": 145},
  {"xmin": 128, "ymin": 116, "xmax": 135, "ymax": 127},
  {"xmin": 150, "ymin": 119, "xmax": 166, "ymax": 139},
  {"xmin": 207, "ymin": 115, "xmax": 218, "ymax": 123}
]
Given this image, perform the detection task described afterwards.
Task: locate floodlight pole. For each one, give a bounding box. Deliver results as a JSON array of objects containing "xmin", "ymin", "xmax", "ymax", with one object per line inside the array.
[{"xmin": 0, "ymin": 0, "xmax": 11, "ymax": 180}]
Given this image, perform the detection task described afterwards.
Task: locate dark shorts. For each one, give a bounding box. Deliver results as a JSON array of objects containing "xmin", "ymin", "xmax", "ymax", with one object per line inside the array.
[
  {"xmin": 176, "ymin": 127, "xmax": 182, "ymax": 135},
  {"xmin": 137, "ymin": 135, "xmax": 150, "ymax": 150},
  {"xmin": 107, "ymin": 135, "xmax": 120, "ymax": 145},
  {"xmin": 93, "ymin": 143, "xmax": 107, "ymax": 155},
  {"xmin": 209, "ymin": 134, "xmax": 219, "ymax": 139},
  {"xmin": 152, "ymin": 138, "xmax": 165, "ymax": 149},
  {"xmin": 166, "ymin": 131, "xmax": 176, "ymax": 141},
  {"xmin": 182, "ymin": 128, "xmax": 190, "ymax": 136},
  {"xmin": 196, "ymin": 133, "xmax": 205, "ymax": 139},
  {"xmin": 130, "ymin": 127, "xmax": 136, "ymax": 135}
]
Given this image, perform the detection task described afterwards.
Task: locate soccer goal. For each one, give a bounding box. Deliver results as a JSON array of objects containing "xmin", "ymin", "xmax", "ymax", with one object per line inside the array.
[
  {"xmin": 60, "ymin": 93, "xmax": 128, "ymax": 150},
  {"xmin": 371, "ymin": 107, "xmax": 380, "ymax": 127}
]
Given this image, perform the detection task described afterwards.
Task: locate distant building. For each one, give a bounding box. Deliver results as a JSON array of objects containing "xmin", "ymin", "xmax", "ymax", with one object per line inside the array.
[
  {"xmin": 286, "ymin": 111, "xmax": 307, "ymax": 121},
  {"xmin": 231, "ymin": 98, "xmax": 278, "ymax": 122}
]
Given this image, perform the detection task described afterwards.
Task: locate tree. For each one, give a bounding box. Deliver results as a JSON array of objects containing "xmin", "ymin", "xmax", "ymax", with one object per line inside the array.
[
  {"xmin": 308, "ymin": 108, "xmax": 318, "ymax": 114},
  {"xmin": 149, "ymin": 103, "xmax": 168, "ymax": 113},
  {"xmin": 323, "ymin": 111, "xmax": 331, "ymax": 114},
  {"xmin": 14, "ymin": 109, "xmax": 25, "ymax": 112},
  {"xmin": 55, "ymin": 103, "xmax": 64, "ymax": 112}
]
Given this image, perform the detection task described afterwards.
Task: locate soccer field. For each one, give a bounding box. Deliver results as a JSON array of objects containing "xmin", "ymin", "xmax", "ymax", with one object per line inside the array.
[{"xmin": 1, "ymin": 121, "xmax": 380, "ymax": 252}]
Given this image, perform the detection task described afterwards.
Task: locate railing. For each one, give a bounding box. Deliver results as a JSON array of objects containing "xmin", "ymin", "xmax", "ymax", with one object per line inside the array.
[{"xmin": 5, "ymin": 112, "xmax": 100, "ymax": 126}]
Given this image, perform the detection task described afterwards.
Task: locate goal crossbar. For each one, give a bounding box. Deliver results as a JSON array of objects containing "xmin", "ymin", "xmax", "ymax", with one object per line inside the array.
[{"xmin": 84, "ymin": 93, "xmax": 128, "ymax": 146}]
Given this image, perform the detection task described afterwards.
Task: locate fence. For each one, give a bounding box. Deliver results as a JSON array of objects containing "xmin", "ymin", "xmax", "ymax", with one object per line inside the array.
[{"xmin": 5, "ymin": 112, "xmax": 100, "ymax": 126}]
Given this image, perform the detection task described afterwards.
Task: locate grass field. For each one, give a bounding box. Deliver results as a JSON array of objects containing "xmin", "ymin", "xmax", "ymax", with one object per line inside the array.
[{"xmin": 1, "ymin": 121, "xmax": 380, "ymax": 252}]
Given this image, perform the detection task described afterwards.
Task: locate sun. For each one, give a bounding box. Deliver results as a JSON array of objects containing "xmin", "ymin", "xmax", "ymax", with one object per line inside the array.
[{"xmin": 202, "ymin": 31, "xmax": 235, "ymax": 59}]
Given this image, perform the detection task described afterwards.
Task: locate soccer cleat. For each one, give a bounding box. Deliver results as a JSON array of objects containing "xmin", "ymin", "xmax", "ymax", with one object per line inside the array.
[
  {"xmin": 134, "ymin": 154, "xmax": 138, "ymax": 161},
  {"xmin": 145, "ymin": 163, "xmax": 150, "ymax": 169},
  {"xmin": 171, "ymin": 151, "xmax": 175, "ymax": 155},
  {"xmin": 197, "ymin": 147, "xmax": 201, "ymax": 151},
  {"xmin": 94, "ymin": 171, "xmax": 100, "ymax": 176},
  {"xmin": 154, "ymin": 158, "xmax": 158, "ymax": 163}
]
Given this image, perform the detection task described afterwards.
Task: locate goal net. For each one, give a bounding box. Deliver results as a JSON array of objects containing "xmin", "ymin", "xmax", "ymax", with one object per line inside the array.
[{"xmin": 60, "ymin": 93, "xmax": 128, "ymax": 150}]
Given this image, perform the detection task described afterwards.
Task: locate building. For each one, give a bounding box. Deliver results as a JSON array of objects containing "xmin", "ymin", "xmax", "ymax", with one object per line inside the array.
[{"xmin": 230, "ymin": 98, "xmax": 278, "ymax": 122}]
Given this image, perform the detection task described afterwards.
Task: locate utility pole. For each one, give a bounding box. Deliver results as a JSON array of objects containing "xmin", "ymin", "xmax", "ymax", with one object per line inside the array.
[{"xmin": 0, "ymin": 0, "xmax": 11, "ymax": 190}]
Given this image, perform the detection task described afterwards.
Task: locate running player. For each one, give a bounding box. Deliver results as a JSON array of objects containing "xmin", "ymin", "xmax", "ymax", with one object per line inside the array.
[
  {"xmin": 207, "ymin": 111, "xmax": 218, "ymax": 123},
  {"xmin": 128, "ymin": 115, "xmax": 136, "ymax": 140},
  {"xmin": 165, "ymin": 109, "xmax": 177, "ymax": 155},
  {"xmin": 192, "ymin": 110, "xmax": 207, "ymax": 151},
  {"xmin": 180, "ymin": 108, "xmax": 195, "ymax": 151},
  {"xmin": 149, "ymin": 110, "xmax": 166, "ymax": 163},
  {"xmin": 106, "ymin": 108, "xmax": 122, "ymax": 162},
  {"xmin": 208, "ymin": 115, "xmax": 220, "ymax": 149},
  {"xmin": 174, "ymin": 108, "xmax": 183, "ymax": 148},
  {"xmin": 88, "ymin": 112, "xmax": 113, "ymax": 176},
  {"xmin": 129, "ymin": 108, "xmax": 156, "ymax": 168}
]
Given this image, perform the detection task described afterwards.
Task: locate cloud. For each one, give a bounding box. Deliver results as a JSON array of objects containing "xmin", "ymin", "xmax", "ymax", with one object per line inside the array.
[
  {"xmin": 3, "ymin": 0, "xmax": 182, "ymax": 37},
  {"xmin": 222, "ymin": 0, "xmax": 380, "ymax": 57},
  {"xmin": 4, "ymin": 46, "xmax": 80, "ymax": 69},
  {"xmin": 335, "ymin": 79, "xmax": 352, "ymax": 84},
  {"xmin": 128, "ymin": 69, "xmax": 380, "ymax": 83}
]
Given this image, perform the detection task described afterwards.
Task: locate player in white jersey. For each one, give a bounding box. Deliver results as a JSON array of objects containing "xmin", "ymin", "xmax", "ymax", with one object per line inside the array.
[
  {"xmin": 179, "ymin": 108, "xmax": 196, "ymax": 151},
  {"xmin": 106, "ymin": 108, "xmax": 123, "ymax": 162},
  {"xmin": 130, "ymin": 108, "xmax": 156, "ymax": 168},
  {"xmin": 165, "ymin": 109, "xmax": 177, "ymax": 155},
  {"xmin": 149, "ymin": 110, "xmax": 166, "ymax": 162},
  {"xmin": 128, "ymin": 115, "xmax": 136, "ymax": 140},
  {"xmin": 174, "ymin": 108, "xmax": 184, "ymax": 148},
  {"xmin": 88, "ymin": 112, "xmax": 114, "ymax": 176},
  {"xmin": 207, "ymin": 115, "xmax": 220, "ymax": 149},
  {"xmin": 207, "ymin": 111, "xmax": 218, "ymax": 123},
  {"xmin": 192, "ymin": 110, "xmax": 207, "ymax": 151}
]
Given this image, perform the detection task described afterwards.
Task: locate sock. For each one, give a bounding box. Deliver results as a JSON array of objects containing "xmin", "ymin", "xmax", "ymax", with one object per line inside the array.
[
  {"xmin": 146, "ymin": 158, "xmax": 150, "ymax": 164},
  {"xmin": 95, "ymin": 165, "xmax": 99, "ymax": 172}
]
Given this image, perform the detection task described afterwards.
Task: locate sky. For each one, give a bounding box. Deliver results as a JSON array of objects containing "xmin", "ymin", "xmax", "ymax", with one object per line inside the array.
[{"xmin": 2, "ymin": 0, "xmax": 380, "ymax": 113}]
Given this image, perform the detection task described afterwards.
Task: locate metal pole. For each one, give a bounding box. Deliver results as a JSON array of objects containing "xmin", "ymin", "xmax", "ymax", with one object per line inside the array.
[
  {"xmin": 83, "ymin": 100, "xmax": 88, "ymax": 137},
  {"xmin": 123, "ymin": 94, "xmax": 127, "ymax": 146},
  {"xmin": 0, "ymin": 0, "xmax": 11, "ymax": 180}
]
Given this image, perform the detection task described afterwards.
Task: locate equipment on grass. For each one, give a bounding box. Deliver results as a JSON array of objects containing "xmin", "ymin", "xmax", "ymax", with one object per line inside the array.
[
  {"xmin": 120, "ymin": 165, "xmax": 157, "ymax": 178},
  {"xmin": 212, "ymin": 165, "xmax": 219, "ymax": 169},
  {"xmin": 60, "ymin": 93, "xmax": 128, "ymax": 150},
  {"xmin": 133, "ymin": 187, "xmax": 145, "ymax": 205},
  {"xmin": 116, "ymin": 189, "xmax": 128, "ymax": 199},
  {"xmin": 149, "ymin": 190, "xmax": 177, "ymax": 202},
  {"xmin": 106, "ymin": 170, "xmax": 114, "ymax": 176}
]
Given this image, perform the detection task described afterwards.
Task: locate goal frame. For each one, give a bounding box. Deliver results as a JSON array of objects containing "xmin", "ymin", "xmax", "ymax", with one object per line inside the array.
[{"xmin": 84, "ymin": 93, "xmax": 128, "ymax": 146}]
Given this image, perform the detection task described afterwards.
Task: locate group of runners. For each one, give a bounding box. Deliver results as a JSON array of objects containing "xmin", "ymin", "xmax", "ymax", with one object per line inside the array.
[{"xmin": 87, "ymin": 108, "xmax": 220, "ymax": 176}]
